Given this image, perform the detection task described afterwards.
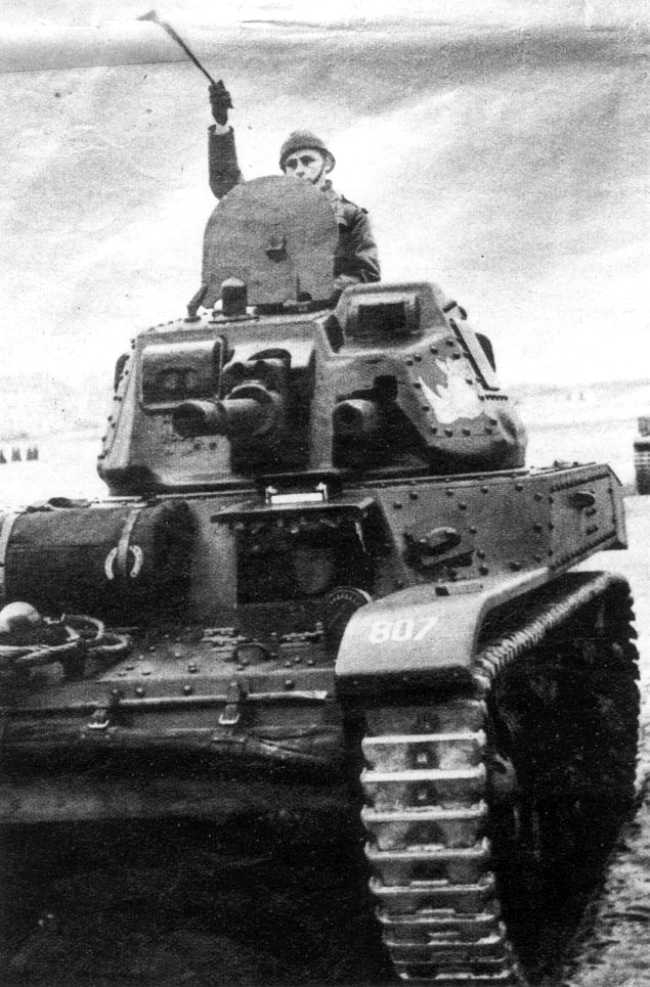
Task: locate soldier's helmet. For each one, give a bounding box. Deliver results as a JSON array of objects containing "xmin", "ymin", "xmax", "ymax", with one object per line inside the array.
[{"xmin": 279, "ymin": 130, "xmax": 336, "ymax": 171}]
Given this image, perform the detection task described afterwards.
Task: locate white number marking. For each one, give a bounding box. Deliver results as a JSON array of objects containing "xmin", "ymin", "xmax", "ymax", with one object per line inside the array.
[
  {"xmin": 368, "ymin": 615, "xmax": 439, "ymax": 644},
  {"xmin": 413, "ymin": 615, "xmax": 439, "ymax": 640}
]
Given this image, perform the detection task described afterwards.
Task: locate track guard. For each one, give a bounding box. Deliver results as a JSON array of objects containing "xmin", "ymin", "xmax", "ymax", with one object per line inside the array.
[{"xmin": 335, "ymin": 571, "xmax": 549, "ymax": 697}]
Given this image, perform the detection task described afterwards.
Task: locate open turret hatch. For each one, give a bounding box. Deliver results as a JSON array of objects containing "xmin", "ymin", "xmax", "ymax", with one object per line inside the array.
[{"xmin": 201, "ymin": 176, "xmax": 338, "ymax": 309}]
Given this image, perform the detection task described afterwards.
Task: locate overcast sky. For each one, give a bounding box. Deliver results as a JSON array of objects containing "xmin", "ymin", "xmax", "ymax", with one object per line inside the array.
[
  {"xmin": 1, "ymin": 2, "xmax": 648, "ymax": 385},
  {"xmin": 5, "ymin": 1, "xmax": 649, "ymax": 29}
]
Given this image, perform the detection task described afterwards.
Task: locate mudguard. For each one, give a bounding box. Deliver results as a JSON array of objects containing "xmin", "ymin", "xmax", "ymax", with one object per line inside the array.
[{"xmin": 335, "ymin": 569, "xmax": 550, "ymax": 695}]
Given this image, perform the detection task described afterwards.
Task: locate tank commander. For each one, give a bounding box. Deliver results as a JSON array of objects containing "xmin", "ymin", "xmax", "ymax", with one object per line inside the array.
[{"xmin": 208, "ymin": 83, "xmax": 381, "ymax": 294}]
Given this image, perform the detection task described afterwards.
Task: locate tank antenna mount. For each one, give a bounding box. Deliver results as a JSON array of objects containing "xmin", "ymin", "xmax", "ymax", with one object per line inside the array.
[{"xmin": 138, "ymin": 10, "xmax": 222, "ymax": 88}]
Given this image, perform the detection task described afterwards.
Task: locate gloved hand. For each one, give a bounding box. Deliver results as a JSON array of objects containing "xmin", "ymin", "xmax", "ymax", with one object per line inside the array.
[{"xmin": 209, "ymin": 82, "xmax": 233, "ymax": 125}]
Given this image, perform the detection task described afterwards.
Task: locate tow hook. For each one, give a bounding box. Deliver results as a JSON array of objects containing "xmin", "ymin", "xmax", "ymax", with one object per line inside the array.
[
  {"xmin": 219, "ymin": 680, "xmax": 245, "ymax": 726},
  {"xmin": 85, "ymin": 690, "xmax": 122, "ymax": 731},
  {"xmin": 86, "ymin": 707, "xmax": 111, "ymax": 731}
]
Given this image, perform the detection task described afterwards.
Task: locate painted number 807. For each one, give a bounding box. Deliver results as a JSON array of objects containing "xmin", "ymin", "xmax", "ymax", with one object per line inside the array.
[{"xmin": 368, "ymin": 616, "xmax": 439, "ymax": 644}]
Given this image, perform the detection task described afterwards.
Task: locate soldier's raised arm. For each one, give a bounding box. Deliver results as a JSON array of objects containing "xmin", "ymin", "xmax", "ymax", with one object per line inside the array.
[{"xmin": 207, "ymin": 82, "xmax": 243, "ymax": 199}]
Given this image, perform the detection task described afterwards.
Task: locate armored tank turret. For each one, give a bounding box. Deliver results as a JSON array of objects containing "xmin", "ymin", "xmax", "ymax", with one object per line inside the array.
[{"xmin": 0, "ymin": 176, "xmax": 639, "ymax": 985}]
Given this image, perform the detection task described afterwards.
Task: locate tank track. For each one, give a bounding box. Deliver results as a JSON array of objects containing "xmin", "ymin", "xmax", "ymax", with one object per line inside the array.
[{"xmin": 360, "ymin": 573, "xmax": 639, "ymax": 985}]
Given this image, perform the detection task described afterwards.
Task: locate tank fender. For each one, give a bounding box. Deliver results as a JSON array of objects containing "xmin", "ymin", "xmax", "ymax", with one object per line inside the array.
[{"xmin": 335, "ymin": 570, "xmax": 549, "ymax": 697}]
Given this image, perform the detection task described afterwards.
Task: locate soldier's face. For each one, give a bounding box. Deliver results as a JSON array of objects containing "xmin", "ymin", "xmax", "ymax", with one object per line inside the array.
[
  {"xmin": 291, "ymin": 546, "xmax": 335, "ymax": 596},
  {"xmin": 283, "ymin": 149, "xmax": 329, "ymax": 188}
]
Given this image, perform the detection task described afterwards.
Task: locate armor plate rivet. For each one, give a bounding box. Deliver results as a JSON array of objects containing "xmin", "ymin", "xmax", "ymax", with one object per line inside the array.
[
  {"xmin": 135, "ymin": 686, "xmax": 145, "ymax": 697},
  {"xmin": 183, "ymin": 684, "xmax": 193, "ymax": 695},
  {"xmin": 284, "ymin": 679, "xmax": 295, "ymax": 690}
]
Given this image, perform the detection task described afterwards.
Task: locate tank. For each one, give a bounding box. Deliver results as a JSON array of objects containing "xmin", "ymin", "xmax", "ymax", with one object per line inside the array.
[
  {"xmin": 634, "ymin": 415, "xmax": 650, "ymax": 494},
  {"xmin": 0, "ymin": 176, "xmax": 639, "ymax": 985}
]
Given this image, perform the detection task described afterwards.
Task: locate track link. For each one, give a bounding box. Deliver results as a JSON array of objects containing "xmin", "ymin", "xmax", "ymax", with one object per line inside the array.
[{"xmin": 360, "ymin": 574, "xmax": 639, "ymax": 985}]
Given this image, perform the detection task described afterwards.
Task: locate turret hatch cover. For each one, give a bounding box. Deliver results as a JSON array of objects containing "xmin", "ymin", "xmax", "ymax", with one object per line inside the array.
[{"xmin": 202, "ymin": 176, "xmax": 338, "ymax": 308}]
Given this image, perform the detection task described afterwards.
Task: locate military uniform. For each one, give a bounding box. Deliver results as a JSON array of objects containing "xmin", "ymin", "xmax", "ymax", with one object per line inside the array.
[{"xmin": 208, "ymin": 125, "xmax": 380, "ymax": 289}]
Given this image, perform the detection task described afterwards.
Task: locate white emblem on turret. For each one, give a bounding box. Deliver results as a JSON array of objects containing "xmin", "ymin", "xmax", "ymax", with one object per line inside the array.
[{"xmin": 418, "ymin": 361, "xmax": 483, "ymax": 424}]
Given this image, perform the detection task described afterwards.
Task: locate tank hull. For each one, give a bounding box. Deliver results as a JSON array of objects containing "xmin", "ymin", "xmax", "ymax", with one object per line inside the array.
[
  {"xmin": 0, "ymin": 460, "xmax": 626, "ymax": 797},
  {"xmin": 0, "ymin": 462, "xmax": 639, "ymax": 986}
]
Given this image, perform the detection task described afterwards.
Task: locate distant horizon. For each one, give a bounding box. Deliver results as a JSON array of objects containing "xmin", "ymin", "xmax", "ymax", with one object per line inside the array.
[
  {"xmin": 0, "ymin": 370, "xmax": 648, "ymax": 450},
  {"xmin": 2, "ymin": 369, "xmax": 650, "ymax": 392}
]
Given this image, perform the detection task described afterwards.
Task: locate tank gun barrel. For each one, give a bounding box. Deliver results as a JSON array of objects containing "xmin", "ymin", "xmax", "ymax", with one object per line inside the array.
[
  {"xmin": 172, "ymin": 399, "xmax": 228, "ymax": 437},
  {"xmin": 173, "ymin": 384, "xmax": 281, "ymax": 439}
]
